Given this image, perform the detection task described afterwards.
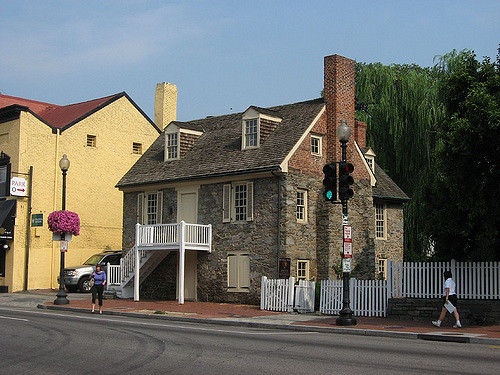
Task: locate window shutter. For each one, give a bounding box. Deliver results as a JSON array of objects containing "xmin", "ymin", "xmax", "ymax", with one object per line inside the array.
[
  {"xmin": 246, "ymin": 182, "xmax": 253, "ymax": 221},
  {"xmin": 239, "ymin": 254, "xmax": 250, "ymax": 289},
  {"xmin": 156, "ymin": 191, "xmax": 163, "ymax": 224},
  {"xmin": 223, "ymin": 184, "xmax": 231, "ymax": 223},
  {"xmin": 137, "ymin": 193, "xmax": 144, "ymax": 224},
  {"xmin": 227, "ymin": 254, "xmax": 238, "ymax": 288}
]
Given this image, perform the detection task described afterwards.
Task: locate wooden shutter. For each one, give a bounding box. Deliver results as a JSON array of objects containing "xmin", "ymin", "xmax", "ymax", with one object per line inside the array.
[
  {"xmin": 239, "ymin": 254, "xmax": 250, "ymax": 289},
  {"xmin": 137, "ymin": 193, "xmax": 144, "ymax": 224},
  {"xmin": 156, "ymin": 191, "xmax": 163, "ymax": 224},
  {"xmin": 227, "ymin": 254, "xmax": 238, "ymax": 288},
  {"xmin": 223, "ymin": 184, "xmax": 231, "ymax": 223},
  {"xmin": 246, "ymin": 182, "xmax": 253, "ymax": 221}
]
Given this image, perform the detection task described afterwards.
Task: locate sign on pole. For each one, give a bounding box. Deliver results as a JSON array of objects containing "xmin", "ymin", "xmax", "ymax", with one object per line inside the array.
[
  {"xmin": 342, "ymin": 258, "xmax": 352, "ymax": 273},
  {"xmin": 10, "ymin": 177, "xmax": 27, "ymax": 197},
  {"xmin": 60, "ymin": 240, "xmax": 68, "ymax": 252}
]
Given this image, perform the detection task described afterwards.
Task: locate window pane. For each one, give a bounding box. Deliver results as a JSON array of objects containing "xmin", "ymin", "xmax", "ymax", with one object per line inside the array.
[
  {"xmin": 0, "ymin": 166, "xmax": 7, "ymax": 198},
  {"xmin": 147, "ymin": 193, "xmax": 158, "ymax": 224},
  {"xmin": 375, "ymin": 204, "xmax": 385, "ymax": 238},
  {"xmin": 234, "ymin": 184, "xmax": 247, "ymax": 221},
  {"xmin": 245, "ymin": 119, "xmax": 258, "ymax": 147},
  {"xmin": 167, "ymin": 133, "xmax": 178, "ymax": 159}
]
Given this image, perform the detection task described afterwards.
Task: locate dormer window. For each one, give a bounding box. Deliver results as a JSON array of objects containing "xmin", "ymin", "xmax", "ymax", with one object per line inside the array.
[
  {"xmin": 166, "ymin": 132, "xmax": 179, "ymax": 159},
  {"xmin": 244, "ymin": 119, "xmax": 258, "ymax": 148},
  {"xmin": 363, "ymin": 147, "xmax": 376, "ymax": 173},
  {"xmin": 241, "ymin": 106, "xmax": 282, "ymax": 150}
]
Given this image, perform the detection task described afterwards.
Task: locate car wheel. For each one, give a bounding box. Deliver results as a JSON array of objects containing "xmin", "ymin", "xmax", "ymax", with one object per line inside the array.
[
  {"xmin": 66, "ymin": 285, "xmax": 78, "ymax": 292},
  {"xmin": 78, "ymin": 277, "xmax": 93, "ymax": 293}
]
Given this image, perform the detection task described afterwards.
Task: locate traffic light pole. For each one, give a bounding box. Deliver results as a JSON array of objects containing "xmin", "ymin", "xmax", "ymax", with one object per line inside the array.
[{"xmin": 336, "ymin": 139, "xmax": 357, "ymax": 326}]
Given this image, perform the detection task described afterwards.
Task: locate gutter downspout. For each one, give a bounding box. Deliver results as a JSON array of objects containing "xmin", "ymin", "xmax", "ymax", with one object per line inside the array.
[
  {"xmin": 272, "ymin": 171, "xmax": 283, "ymax": 278},
  {"xmin": 23, "ymin": 166, "xmax": 33, "ymax": 291}
]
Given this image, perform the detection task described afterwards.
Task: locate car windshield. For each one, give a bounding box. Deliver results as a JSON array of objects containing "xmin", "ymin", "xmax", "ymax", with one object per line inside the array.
[{"xmin": 84, "ymin": 255, "xmax": 103, "ymax": 266}]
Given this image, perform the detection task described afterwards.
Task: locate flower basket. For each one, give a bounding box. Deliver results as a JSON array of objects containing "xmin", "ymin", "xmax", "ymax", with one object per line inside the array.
[{"xmin": 47, "ymin": 210, "xmax": 80, "ymax": 236}]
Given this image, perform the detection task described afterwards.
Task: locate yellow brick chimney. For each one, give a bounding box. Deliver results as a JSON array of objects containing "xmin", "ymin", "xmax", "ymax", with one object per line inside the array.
[{"xmin": 155, "ymin": 82, "xmax": 177, "ymax": 130}]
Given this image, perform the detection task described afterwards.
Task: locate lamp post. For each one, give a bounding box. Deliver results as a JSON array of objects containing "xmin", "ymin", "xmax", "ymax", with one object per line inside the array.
[
  {"xmin": 54, "ymin": 154, "xmax": 70, "ymax": 305},
  {"xmin": 336, "ymin": 120, "xmax": 357, "ymax": 326}
]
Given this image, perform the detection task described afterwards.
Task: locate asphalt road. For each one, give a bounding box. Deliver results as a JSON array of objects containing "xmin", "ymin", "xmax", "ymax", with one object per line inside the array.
[{"xmin": 0, "ymin": 307, "xmax": 498, "ymax": 375}]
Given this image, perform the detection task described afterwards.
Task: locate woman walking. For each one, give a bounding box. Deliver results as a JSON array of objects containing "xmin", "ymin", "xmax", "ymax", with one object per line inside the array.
[
  {"xmin": 90, "ymin": 265, "xmax": 106, "ymax": 314},
  {"xmin": 432, "ymin": 270, "xmax": 461, "ymax": 328}
]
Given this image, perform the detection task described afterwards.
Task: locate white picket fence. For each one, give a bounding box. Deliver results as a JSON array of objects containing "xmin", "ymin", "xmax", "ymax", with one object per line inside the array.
[
  {"xmin": 389, "ymin": 259, "xmax": 500, "ymax": 299},
  {"xmin": 320, "ymin": 279, "xmax": 388, "ymax": 317},
  {"xmin": 260, "ymin": 276, "xmax": 315, "ymax": 313}
]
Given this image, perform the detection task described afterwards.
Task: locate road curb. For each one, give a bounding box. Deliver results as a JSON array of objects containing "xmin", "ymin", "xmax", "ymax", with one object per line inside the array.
[{"xmin": 37, "ymin": 304, "xmax": 500, "ymax": 345}]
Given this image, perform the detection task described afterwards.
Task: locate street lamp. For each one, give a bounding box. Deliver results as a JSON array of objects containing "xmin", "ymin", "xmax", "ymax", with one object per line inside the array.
[
  {"xmin": 336, "ymin": 120, "xmax": 357, "ymax": 326},
  {"xmin": 54, "ymin": 154, "xmax": 70, "ymax": 305}
]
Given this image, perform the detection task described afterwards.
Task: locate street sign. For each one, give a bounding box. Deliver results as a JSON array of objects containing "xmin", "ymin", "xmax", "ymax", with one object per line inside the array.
[
  {"xmin": 32, "ymin": 213, "xmax": 43, "ymax": 227},
  {"xmin": 10, "ymin": 177, "xmax": 27, "ymax": 197},
  {"xmin": 343, "ymin": 225, "xmax": 352, "ymax": 241},
  {"xmin": 342, "ymin": 258, "xmax": 352, "ymax": 273},
  {"xmin": 60, "ymin": 240, "xmax": 68, "ymax": 252},
  {"xmin": 343, "ymin": 242, "xmax": 352, "ymax": 258}
]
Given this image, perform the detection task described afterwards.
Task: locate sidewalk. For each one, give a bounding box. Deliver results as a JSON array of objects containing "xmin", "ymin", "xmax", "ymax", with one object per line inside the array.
[{"xmin": 4, "ymin": 290, "xmax": 500, "ymax": 345}]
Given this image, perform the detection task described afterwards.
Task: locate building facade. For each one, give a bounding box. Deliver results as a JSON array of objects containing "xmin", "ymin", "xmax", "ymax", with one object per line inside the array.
[
  {"xmin": 0, "ymin": 92, "xmax": 161, "ymax": 292},
  {"xmin": 117, "ymin": 55, "xmax": 409, "ymax": 303}
]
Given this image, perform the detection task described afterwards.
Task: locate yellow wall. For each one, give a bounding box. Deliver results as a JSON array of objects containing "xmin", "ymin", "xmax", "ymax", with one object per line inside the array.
[{"xmin": 0, "ymin": 96, "xmax": 159, "ymax": 291}]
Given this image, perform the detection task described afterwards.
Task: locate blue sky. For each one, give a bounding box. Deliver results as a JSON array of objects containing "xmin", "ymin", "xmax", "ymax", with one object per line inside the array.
[{"xmin": 1, "ymin": 0, "xmax": 498, "ymax": 121}]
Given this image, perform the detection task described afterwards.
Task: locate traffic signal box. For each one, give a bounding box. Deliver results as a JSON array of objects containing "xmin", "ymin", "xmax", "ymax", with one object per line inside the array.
[
  {"xmin": 338, "ymin": 162, "xmax": 354, "ymax": 201},
  {"xmin": 322, "ymin": 163, "xmax": 337, "ymax": 202}
]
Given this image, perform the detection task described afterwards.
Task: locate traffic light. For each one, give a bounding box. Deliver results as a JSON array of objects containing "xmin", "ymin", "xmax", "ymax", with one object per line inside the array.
[
  {"xmin": 338, "ymin": 162, "xmax": 354, "ymax": 201},
  {"xmin": 322, "ymin": 163, "xmax": 337, "ymax": 202}
]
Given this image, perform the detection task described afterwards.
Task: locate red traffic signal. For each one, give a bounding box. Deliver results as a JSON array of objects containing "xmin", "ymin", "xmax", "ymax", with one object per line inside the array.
[{"xmin": 338, "ymin": 162, "xmax": 354, "ymax": 200}]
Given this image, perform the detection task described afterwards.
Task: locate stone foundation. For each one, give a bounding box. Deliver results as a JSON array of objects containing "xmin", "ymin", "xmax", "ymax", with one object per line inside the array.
[{"xmin": 387, "ymin": 297, "xmax": 500, "ymax": 326}]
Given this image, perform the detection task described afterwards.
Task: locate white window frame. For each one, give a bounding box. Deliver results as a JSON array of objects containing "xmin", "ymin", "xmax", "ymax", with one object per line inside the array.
[
  {"xmin": 296, "ymin": 189, "xmax": 307, "ymax": 223},
  {"xmin": 222, "ymin": 182, "xmax": 254, "ymax": 223},
  {"xmin": 310, "ymin": 135, "xmax": 322, "ymax": 156},
  {"xmin": 137, "ymin": 191, "xmax": 163, "ymax": 225},
  {"xmin": 365, "ymin": 156, "xmax": 374, "ymax": 172},
  {"xmin": 375, "ymin": 203, "xmax": 387, "ymax": 239},
  {"xmin": 166, "ymin": 132, "xmax": 179, "ymax": 160},
  {"xmin": 243, "ymin": 118, "xmax": 259, "ymax": 149},
  {"xmin": 227, "ymin": 251, "xmax": 250, "ymax": 292},
  {"xmin": 297, "ymin": 259, "xmax": 310, "ymax": 280}
]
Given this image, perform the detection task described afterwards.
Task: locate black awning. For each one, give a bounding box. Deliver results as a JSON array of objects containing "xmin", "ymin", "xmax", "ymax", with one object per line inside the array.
[{"xmin": 0, "ymin": 200, "xmax": 16, "ymax": 240}]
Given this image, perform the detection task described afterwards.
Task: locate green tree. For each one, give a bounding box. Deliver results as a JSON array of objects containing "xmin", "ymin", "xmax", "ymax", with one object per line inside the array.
[
  {"xmin": 430, "ymin": 49, "xmax": 500, "ymax": 260},
  {"xmin": 354, "ymin": 62, "xmax": 445, "ymax": 260}
]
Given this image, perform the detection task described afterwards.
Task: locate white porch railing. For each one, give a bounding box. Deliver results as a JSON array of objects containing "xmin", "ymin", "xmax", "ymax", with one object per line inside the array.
[
  {"xmin": 389, "ymin": 259, "xmax": 500, "ymax": 299},
  {"xmin": 106, "ymin": 263, "xmax": 121, "ymax": 286},
  {"xmin": 121, "ymin": 221, "xmax": 212, "ymax": 304}
]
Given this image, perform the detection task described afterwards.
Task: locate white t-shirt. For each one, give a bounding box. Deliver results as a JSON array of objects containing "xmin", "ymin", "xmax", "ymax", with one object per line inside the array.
[{"xmin": 444, "ymin": 278, "xmax": 456, "ymax": 295}]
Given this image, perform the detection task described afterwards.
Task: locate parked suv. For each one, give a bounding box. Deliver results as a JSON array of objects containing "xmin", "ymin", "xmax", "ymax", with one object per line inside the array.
[{"xmin": 61, "ymin": 251, "xmax": 122, "ymax": 292}]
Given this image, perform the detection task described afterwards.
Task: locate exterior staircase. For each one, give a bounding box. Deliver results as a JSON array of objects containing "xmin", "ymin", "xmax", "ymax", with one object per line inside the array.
[{"xmin": 110, "ymin": 222, "xmax": 212, "ymax": 302}]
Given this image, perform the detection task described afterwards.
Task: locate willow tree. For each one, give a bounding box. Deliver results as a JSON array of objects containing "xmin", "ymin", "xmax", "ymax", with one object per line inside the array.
[{"xmin": 355, "ymin": 62, "xmax": 446, "ymax": 260}]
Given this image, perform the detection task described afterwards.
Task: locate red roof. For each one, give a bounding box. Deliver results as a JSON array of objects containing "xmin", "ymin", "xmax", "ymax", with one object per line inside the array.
[{"xmin": 0, "ymin": 93, "xmax": 122, "ymax": 129}]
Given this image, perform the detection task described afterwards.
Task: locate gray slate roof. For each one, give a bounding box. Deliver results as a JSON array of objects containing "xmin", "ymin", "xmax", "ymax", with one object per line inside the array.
[
  {"xmin": 117, "ymin": 98, "xmax": 325, "ymax": 188},
  {"xmin": 372, "ymin": 163, "xmax": 410, "ymax": 202}
]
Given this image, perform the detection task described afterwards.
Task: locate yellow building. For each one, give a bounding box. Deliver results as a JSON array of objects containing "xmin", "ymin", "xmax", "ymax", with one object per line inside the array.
[{"xmin": 0, "ymin": 90, "xmax": 166, "ymax": 292}]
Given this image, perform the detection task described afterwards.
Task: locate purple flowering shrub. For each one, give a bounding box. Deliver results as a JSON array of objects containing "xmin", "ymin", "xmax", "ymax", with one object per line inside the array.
[{"xmin": 47, "ymin": 210, "xmax": 80, "ymax": 235}]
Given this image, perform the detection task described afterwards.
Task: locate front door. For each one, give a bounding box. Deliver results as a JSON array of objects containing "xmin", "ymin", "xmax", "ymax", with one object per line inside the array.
[{"xmin": 177, "ymin": 189, "xmax": 198, "ymax": 301}]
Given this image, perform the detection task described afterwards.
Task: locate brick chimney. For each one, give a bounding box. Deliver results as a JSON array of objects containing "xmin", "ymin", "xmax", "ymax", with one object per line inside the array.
[
  {"xmin": 155, "ymin": 82, "xmax": 177, "ymax": 130},
  {"xmin": 324, "ymin": 55, "xmax": 355, "ymax": 162},
  {"xmin": 354, "ymin": 120, "xmax": 367, "ymax": 149}
]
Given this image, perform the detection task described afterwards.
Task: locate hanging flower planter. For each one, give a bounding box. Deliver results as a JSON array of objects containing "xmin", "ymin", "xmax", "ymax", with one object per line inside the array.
[{"xmin": 47, "ymin": 210, "xmax": 80, "ymax": 236}]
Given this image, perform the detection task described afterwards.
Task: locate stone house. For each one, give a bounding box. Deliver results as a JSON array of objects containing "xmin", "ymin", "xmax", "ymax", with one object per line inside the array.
[{"xmin": 117, "ymin": 54, "xmax": 409, "ymax": 304}]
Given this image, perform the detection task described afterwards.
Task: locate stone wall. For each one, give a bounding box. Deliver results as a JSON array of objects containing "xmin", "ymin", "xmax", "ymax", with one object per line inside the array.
[
  {"xmin": 387, "ymin": 298, "xmax": 500, "ymax": 325},
  {"xmin": 375, "ymin": 201, "xmax": 404, "ymax": 275}
]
